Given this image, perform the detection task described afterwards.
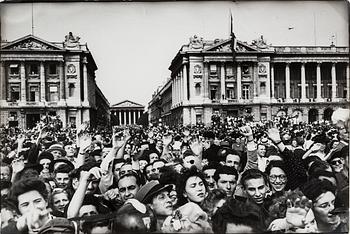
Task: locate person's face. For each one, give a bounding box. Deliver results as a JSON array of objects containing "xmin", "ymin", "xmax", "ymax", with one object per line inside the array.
[
  {"xmin": 79, "ymin": 204, "xmax": 98, "ymax": 217},
  {"xmin": 118, "ymin": 176, "xmax": 140, "ymax": 202},
  {"xmin": 17, "ymin": 190, "xmax": 48, "ymax": 215},
  {"xmin": 184, "ymin": 176, "xmax": 206, "ymax": 204},
  {"xmin": 257, "ymin": 145, "xmax": 266, "ymax": 157},
  {"xmin": 139, "ymin": 160, "xmax": 148, "ymax": 171},
  {"xmin": 149, "ymin": 153, "xmax": 159, "ymax": 164},
  {"xmin": 125, "ymin": 144, "xmax": 132, "ymax": 155},
  {"xmin": 86, "ymin": 175, "xmax": 99, "ymax": 194},
  {"xmin": 169, "ymin": 186, "xmax": 178, "ymax": 206},
  {"xmin": 226, "ymin": 154, "xmax": 240, "ymax": 171},
  {"xmin": 119, "ymin": 164, "xmax": 132, "ymax": 177},
  {"xmin": 39, "ymin": 159, "xmax": 51, "ymax": 172},
  {"xmin": 0, "ymin": 166, "xmax": 10, "ymax": 181},
  {"xmin": 269, "ymin": 167, "xmax": 287, "ymax": 192},
  {"xmin": 145, "ymin": 165, "xmax": 153, "ymax": 180},
  {"xmin": 64, "ymin": 145, "xmax": 76, "ymax": 157},
  {"xmin": 244, "ymin": 178, "xmax": 267, "ymax": 205},
  {"xmin": 330, "ymin": 157, "xmax": 344, "ymax": 173},
  {"xmin": 152, "ymin": 161, "xmax": 165, "ymax": 178},
  {"xmin": 291, "ymin": 140, "xmax": 298, "ymax": 147},
  {"xmin": 52, "ymin": 192, "xmax": 69, "ymax": 213},
  {"xmin": 203, "ymin": 169, "xmax": 216, "ymax": 190},
  {"xmin": 217, "ymin": 174, "xmax": 237, "ymax": 197},
  {"xmin": 202, "ymin": 139, "xmax": 211, "ymax": 150},
  {"xmin": 1, "ymin": 188, "xmax": 10, "ymax": 197},
  {"xmin": 55, "ymin": 173, "xmax": 70, "ymax": 189},
  {"xmin": 51, "ymin": 150, "xmax": 63, "ymax": 160},
  {"xmin": 336, "ymin": 122, "xmax": 349, "ymax": 142},
  {"xmin": 313, "ymin": 191, "xmax": 340, "ymax": 226},
  {"xmin": 113, "ymin": 162, "xmax": 123, "ymax": 178},
  {"xmin": 156, "ymin": 141, "xmax": 163, "ymax": 150},
  {"xmin": 150, "ymin": 190, "xmax": 173, "ymax": 216},
  {"xmin": 1, "ymin": 208, "xmax": 17, "ymax": 228}
]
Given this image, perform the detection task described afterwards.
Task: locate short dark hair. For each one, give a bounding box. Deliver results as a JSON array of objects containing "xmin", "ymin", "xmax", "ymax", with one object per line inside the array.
[
  {"xmin": 117, "ymin": 171, "xmax": 142, "ymax": 188},
  {"xmin": 302, "ymin": 178, "xmax": 336, "ymax": 202},
  {"xmin": 213, "ymin": 165, "xmax": 238, "ymax": 182},
  {"xmin": 54, "ymin": 164, "xmax": 71, "ymax": 175},
  {"xmin": 240, "ymin": 169, "xmax": 268, "ymax": 189},
  {"xmin": 9, "ymin": 178, "xmax": 49, "ymax": 213}
]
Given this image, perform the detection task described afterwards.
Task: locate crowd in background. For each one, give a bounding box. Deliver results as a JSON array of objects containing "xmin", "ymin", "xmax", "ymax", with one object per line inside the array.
[{"xmin": 0, "ymin": 108, "xmax": 349, "ymax": 234}]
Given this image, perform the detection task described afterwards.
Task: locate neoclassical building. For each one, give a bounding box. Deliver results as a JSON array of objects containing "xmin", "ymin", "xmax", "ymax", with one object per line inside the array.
[
  {"xmin": 0, "ymin": 33, "xmax": 110, "ymax": 129},
  {"xmin": 110, "ymin": 100, "xmax": 145, "ymax": 125},
  {"xmin": 149, "ymin": 35, "xmax": 349, "ymax": 126}
]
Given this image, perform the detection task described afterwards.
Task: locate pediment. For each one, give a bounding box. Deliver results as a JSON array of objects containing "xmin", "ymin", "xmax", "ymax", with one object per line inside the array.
[
  {"xmin": 1, "ymin": 35, "xmax": 63, "ymax": 51},
  {"xmin": 204, "ymin": 39, "xmax": 258, "ymax": 52},
  {"xmin": 112, "ymin": 100, "xmax": 144, "ymax": 108}
]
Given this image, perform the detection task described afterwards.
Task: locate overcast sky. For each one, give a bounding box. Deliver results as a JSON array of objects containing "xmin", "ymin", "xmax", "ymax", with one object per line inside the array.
[{"xmin": 1, "ymin": 1, "xmax": 348, "ymax": 108}]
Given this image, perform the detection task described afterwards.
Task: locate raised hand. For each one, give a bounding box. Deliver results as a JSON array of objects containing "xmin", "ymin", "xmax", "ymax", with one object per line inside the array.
[
  {"xmin": 190, "ymin": 138, "xmax": 203, "ymax": 156},
  {"xmin": 266, "ymin": 128, "xmax": 282, "ymax": 144},
  {"xmin": 12, "ymin": 157, "xmax": 25, "ymax": 174},
  {"xmin": 88, "ymin": 166, "xmax": 102, "ymax": 180},
  {"xmin": 79, "ymin": 133, "xmax": 92, "ymax": 153},
  {"xmin": 239, "ymin": 125, "xmax": 253, "ymax": 137},
  {"xmin": 285, "ymin": 196, "xmax": 313, "ymax": 228},
  {"xmin": 17, "ymin": 134, "xmax": 26, "ymax": 146}
]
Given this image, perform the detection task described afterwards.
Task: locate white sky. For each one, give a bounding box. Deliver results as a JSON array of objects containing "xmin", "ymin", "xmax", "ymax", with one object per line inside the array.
[{"xmin": 1, "ymin": 1, "xmax": 348, "ymax": 108}]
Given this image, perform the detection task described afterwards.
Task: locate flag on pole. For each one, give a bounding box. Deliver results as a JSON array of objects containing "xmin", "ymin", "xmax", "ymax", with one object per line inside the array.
[{"xmin": 230, "ymin": 10, "xmax": 236, "ymax": 59}]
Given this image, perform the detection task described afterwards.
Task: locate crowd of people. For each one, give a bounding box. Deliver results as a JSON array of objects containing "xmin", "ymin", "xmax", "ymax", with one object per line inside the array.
[{"xmin": 0, "ymin": 108, "xmax": 349, "ymax": 233}]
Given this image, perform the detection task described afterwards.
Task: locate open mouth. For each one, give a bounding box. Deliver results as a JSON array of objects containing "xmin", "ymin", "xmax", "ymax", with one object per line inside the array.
[{"xmin": 197, "ymin": 192, "xmax": 204, "ymax": 197}]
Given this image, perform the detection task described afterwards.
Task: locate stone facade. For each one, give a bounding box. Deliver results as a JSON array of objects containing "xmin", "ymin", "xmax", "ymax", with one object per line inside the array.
[
  {"xmin": 110, "ymin": 100, "xmax": 144, "ymax": 125},
  {"xmin": 0, "ymin": 33, "xmax": 110, "ymax": 129},
  {"xmin": 149, "ymin": 35, "xmax": 349, "ymax": 126}
]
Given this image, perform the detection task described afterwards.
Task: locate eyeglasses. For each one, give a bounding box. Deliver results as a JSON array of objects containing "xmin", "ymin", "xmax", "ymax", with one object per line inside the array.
[
  {"xmin": 331, "ymin": 159, "xmax": 343, "ymax": 165},
  {"xmin": 269, "ymin": 175, "xmax": 287, "ymax": 182}
]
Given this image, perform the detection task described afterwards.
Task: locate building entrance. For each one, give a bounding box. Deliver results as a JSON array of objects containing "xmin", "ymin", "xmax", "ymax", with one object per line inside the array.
[{"xmin": 26, "ymin": 113, "xmax": 40, "ymax": 129}]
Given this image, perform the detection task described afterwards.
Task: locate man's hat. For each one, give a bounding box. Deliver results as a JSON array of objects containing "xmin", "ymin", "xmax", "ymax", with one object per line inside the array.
[
  {"xmin": 46, "ymin": 144, "xmax": 66, "ymax": 157},
  {"xmin": 135, "ymin": 180, "xmax": 172, "ymax": 204},
  {"xmin": 37, "ymin": 151, "xmax": 54, "ymax": 163},
  {"xmin": 38, "ymin": 218, "xmax": 77, "ymax": 234}
]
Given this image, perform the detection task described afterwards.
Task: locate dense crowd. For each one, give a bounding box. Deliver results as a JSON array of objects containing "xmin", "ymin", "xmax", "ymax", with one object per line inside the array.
[{"xmin": 0, "ymin": 108, "xmax": 349, "ymax": 234}]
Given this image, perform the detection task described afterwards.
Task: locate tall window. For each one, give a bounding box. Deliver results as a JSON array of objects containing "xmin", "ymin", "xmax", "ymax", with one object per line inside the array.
[
  {"xmin": 260, "ymin": 82, "xmax": 266, "ymax": 95},
  {"xmin": 49, "ymin": 64, "xmax": 57, "ymax": 75},
  {"xmin": 9, "ymin": 64, "xmax": 19, "ymax": 75},
  {"xmin": 10, "ymin": 85, "xmax": 20, "ymax": 101},
  {"xmin": 242, "ymin": 85, "xmax": 250, "ymax": 99},
  {"xmin": 29, "ymin": 86, "xmax": 39, "ymax": 101},
  {"xmin": 210, "ymin": 86, "xmax": 218, "ymax": 100},
  {"xmin": 48, "ymin": 85, "xmax": 59, "ymax": 101},
  {"xmin": 68, "ymin": 83, "xmax": 75, "ymax": 97},
  {"xmin": 226, "ymin": 87, "xmax": 235, "ymax": 99}
]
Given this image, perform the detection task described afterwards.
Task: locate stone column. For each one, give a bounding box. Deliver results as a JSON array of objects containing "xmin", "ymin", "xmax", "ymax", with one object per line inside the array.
[
  {"xmin": 253, "ymin": 63, "xmax": 258, "ymax": 98},
  {"xmin": 331, "ymin": 63, "xmax": 337, "ymax": 100},
  {"xmin": 285, "ymin": 62, "xmax": 291, "ymax": 101},
  {"xmin": 20, "ymin": 63, "xmax": 26, "ymax": 102},
  {"xmin": 220, "ymin": 63, "xmax": 225, "ymax": 101},
  {"xmin": 129, "ymin": 110, "xmax": 132, "ymax": 125},
  {"xmin": 133, "ymin": 111, "xmax": 137, "ymax": 124},
  {"xmin": 123, "ymin": 111, "xmax": 127, "ymax": 125},
  {"xmin": 347, "ymin": 63, "xmax": 350, "ymax": 101},
  {"xmin": 179, "ymin": 75, "xmax": 182, "ymax": 102},
  {"xmin": 0, "ymin": 62, "xmax": 5, "ymax": 100},
  {"xmin": 118, "ymin": 111, "xmax": 122, "ymax": 125},
  {"xmin": 83, "ymin": 59, "xmax": 88, "ymax": 104},
  {"xmin": 270, "ymin": 63, "xmax": 275, "ymax": 99},
  {"xmin": 183, "ymin": 65, "xmax": 188, "ymax": 101},
  {"xmin": 236, "ymin": 63, "xmax": 242, "ymax": 101},
  {"xmin": 172, "ymin": 78, "xmax": 175, "ymax": 106},
  {"xmin": 40, "ymin": 62, "xmax": 45, "ymax": 102},
  {"xmin": 300, "ymin": 62, "xmax": 307, "ymax": 101},
  {"xmin": 203, "ymin": 62, "xmax": 209, "ymax": 100},
  {"xmin": 316, "ymin": 62, "xmax": 322, "ymax": 101},
  {"xmin": 59, "ymin": 62, "xmax": 65, "ymax": 100}
]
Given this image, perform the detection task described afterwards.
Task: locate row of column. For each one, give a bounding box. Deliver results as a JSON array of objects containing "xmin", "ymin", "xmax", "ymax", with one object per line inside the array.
[
  {"xmin": 173, "ymin": 65, "xmax": 188, "ymax": 105},
  {"xmin": 277, "ymin": 62, "xmax": 349, "ymax": 101},
  {"xmin": 113, "ymin": 109, "xmax": 143, "ymax": 125},
  {"xmin": 16, "ymin": 62, "xmax": 65, "ymax": 102}
]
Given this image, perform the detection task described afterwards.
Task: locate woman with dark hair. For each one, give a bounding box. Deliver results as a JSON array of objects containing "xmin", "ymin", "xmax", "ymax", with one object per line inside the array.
[
  {"xmin": 176, "ymin": 166, "xmax": 208, "ymax": 208},
  {"xmin": 265, "ymin": 160, "xmax": 289, "ymax": 198},
  {"xmin": 302, "ymin": 178, "xmax": 348, "ymax": 233}
]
